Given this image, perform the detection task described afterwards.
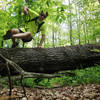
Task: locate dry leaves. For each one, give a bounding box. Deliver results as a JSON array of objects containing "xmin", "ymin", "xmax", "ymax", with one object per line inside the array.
[{"xmin": 0, "ymin": 84, "xmax": 100, "ymax": 100}]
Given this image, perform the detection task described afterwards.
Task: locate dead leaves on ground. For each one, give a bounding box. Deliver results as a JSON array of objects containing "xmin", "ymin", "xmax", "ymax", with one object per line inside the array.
[{"xmin": 0, "ymin": 84, "xmax": 100, "ymax": 100}]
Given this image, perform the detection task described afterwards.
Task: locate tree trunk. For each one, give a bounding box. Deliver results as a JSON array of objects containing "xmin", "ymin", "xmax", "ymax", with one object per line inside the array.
[
  {"xmin": 0, "ymin": 44, "xmax": 100, "ymax": 75},
  {"xmin": 98, "ymin": 0, "xmax": 100, "ymax": 4},
  {"xmin": 68, "ymin": 0, "xmax": 73, "ymax": 45}
]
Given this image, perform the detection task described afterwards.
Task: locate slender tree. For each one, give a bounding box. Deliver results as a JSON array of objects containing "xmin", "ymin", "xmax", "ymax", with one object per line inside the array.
[{"xmin": 68, "ymin": 0, "xmax": 73, "ymax": 45}]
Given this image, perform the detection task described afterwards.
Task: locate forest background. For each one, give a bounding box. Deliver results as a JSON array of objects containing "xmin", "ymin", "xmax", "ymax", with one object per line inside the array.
[{"xmin": 0, "ymin": 0, "xmax": 100, "ymax": 48}]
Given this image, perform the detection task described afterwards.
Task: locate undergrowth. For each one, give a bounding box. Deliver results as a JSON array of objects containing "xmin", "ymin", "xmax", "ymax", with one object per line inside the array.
[
  {"xmin": 0, "ymin": 65, "xmax": 100, "ymax": 88},
  {"xmin": 19, "ymin": 65, "xmax": 100, "ymax": 88}
]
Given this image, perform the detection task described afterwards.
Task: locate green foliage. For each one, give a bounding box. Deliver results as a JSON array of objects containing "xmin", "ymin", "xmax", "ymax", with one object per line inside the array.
[
  {"xmin": 0, "ymin": 0, "xmax": 100, "ymax": 47},
  {"xmin": 16, "ymin": 65, "xmax": 100, "ymax": 88},
  {"xmin": 90, "ymin": 49, "xmax": 100, "ymax": 52},
  {"xmin": 22, "ymin": 78, "xmax": 35, "ymax": 88}
]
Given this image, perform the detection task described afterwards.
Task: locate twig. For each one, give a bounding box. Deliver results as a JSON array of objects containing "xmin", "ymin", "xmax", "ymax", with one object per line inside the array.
[
  {"xmin": 5, "ymin": 62, "xmax": 12, "ymax": 96},
  {"xmin": 20, "ymin": 75, "xmax": 26, "ymax": 97}
]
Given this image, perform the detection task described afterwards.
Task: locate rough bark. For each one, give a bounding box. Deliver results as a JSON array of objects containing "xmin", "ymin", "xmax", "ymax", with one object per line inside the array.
[
  {"xmin": 0, "ymin": 54, "xmax": 72, "ymax": 78},
  {"xmin": 0, "ymin": 44, "xmax": 100, "ymax": 75}
]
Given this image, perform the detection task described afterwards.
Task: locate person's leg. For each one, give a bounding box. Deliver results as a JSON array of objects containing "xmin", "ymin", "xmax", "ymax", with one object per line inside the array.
[
  {"xmin": 38, "ymin": 34, "xmax": 45, "ymax": 47},
  {"xmin": 12, "ymin": 37, "xmax": 16, "ymax": 45},
  {"xmin": 11, "ymin": 37, "xmax": 20, "ymax": 48},
  {"xmin": 12, "ymin": 32, "xmax": 31, "ymax": 39},
  {"xmin": 11, "ymin": 32, "xmax": 32, "ymax": 48}
]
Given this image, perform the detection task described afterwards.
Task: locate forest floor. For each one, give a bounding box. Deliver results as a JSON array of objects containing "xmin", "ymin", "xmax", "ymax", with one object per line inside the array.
[{"xmin": 0, "ymin": 84, "xmax": 100, "ymax": 100}]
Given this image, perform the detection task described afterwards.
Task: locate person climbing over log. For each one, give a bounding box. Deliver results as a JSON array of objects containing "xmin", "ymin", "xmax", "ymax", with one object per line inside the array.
[
  {"xmin": 24, "ymin": 6, "xmax": 48, "ymax": 48},
  {"xmin": 3, "ymin": 6, "xmax": 48, "ymax": 48}
]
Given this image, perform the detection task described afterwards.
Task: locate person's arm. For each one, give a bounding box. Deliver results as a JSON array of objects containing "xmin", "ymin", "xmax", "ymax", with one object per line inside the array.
[
  {"xmin": 24, "ymin": 6, "xmax": 39, "ymax": 16},
  {"xmin": 38, "ymin": 34, "xmax": 45, "ymax": 48},
  {"xmin": 24, "ymin": 6, "xmax": 29, "ymax": 16}
]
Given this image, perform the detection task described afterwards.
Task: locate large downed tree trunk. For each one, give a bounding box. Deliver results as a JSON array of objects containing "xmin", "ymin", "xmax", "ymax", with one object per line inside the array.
[{"xmin": 0, "ymin": 44, "xmax": 100, "ymax": 75}]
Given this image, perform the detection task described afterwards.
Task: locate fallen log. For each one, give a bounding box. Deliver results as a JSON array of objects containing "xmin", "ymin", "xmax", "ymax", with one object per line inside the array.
[
  {"xmin": 0, "ymin": 44, "xmax": 100, "ymax": 75},
  {"xmin": 0, "ymin": 54, "xmax": 69, "ymax": 96}
]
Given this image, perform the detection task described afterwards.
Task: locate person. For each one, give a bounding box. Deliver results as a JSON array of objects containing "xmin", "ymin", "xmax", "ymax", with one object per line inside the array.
[
  {"xmin": 3, "ymin": 29, "xmax": 32, "ymax": 48},
  {"xmin": 3, "ymin": 6, "xmax": 48, "ymax": 48},
  {"xmin": 24, "ymin": 6, "xmax": 48, "ymax": 48}
]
